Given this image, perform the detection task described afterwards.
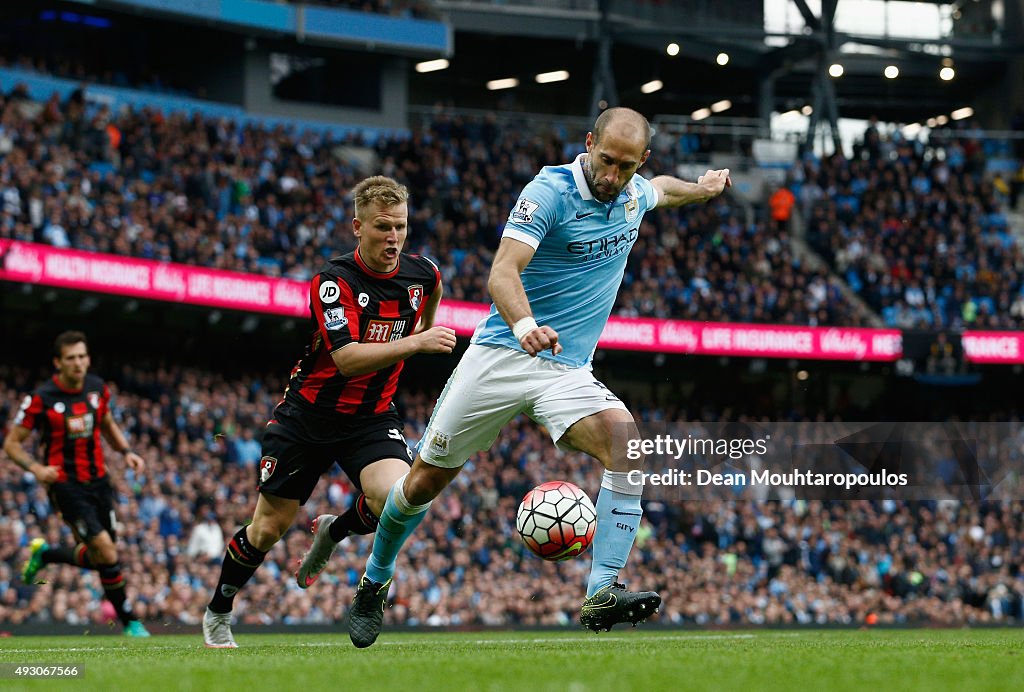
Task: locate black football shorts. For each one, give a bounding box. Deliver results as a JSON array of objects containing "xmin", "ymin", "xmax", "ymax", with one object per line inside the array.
[
  {"xmin": 256, "ymin": 401, "xmax": 413, "ymax": 504},
  {"xmin": 49, "ymin": 477, "xmax": 117, "ymax": 542}
]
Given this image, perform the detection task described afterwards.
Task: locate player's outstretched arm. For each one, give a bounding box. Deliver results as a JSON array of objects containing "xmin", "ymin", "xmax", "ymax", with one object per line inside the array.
[
  {"xmin": 2, "ymin": 425, "xmax": 58, "ymax": 484},
  {"xmin": 332, "ymin": 325, "xmax": 457, "ymax": 377},
  {"xmin": 488, "ymin": 237, "xmax": 562, "ymax": 357},
  {"xmin": 651, "ymin": 168, "xmax": 731, "ymax": 208},
  {"xmin": 100, "ymin": 411, "xmax": 145, "ymax": 472}
]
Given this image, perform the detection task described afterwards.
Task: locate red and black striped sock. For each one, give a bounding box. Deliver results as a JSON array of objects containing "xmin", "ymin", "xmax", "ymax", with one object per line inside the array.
[
  {"xmin": 208, "ymin": 527, "xmax": 267, "ymax": 614},
  {"xmin": 98, "ymin": 564, "xmax": 136, "ymax": 627},
  {"xmin": 42, "ymin": 544, "xmax": 93, "ymax": 568},
  {"xmin": 328, "ymin": 493, "xmax": 380, "ymax": 542}
]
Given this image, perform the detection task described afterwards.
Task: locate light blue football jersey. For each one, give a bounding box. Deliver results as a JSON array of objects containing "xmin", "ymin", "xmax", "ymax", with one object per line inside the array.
[{"xmin": 472, "ymin": 154, "xmax": 659, "ymax": 368}]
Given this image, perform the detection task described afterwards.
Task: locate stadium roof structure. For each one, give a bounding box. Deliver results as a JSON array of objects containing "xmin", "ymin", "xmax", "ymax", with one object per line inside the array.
[
  {"xmin": 424, "ymin": 0, "xmax": 1024, "ymax": 136},
  {"xmin": 11, "ymin": 1, "xmax": 1020, "ymax": 140}
]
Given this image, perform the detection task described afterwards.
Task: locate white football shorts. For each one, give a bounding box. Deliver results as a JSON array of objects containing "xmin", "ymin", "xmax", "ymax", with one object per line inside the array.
[{"xmin": 418, "ymin": 344, "xmax": 628, "ymax": 468}]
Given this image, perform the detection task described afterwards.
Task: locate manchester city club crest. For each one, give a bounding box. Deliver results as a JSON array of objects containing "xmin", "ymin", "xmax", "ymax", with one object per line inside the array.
[
  {"xmin": 624, "ymin": 195, "xmax": 640, "ymax": 223},
  {"xmin": 429, "ymin": 430, "xmax": 450, "ymax": 457},
  {"xmin": 408, "ymin": 284, "xmax": 424, "ymax": 310}
]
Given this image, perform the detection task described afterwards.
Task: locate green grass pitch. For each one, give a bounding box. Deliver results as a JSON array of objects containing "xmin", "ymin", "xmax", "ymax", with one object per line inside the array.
[{"xmin": 0, "ymin": 629, "xmax": 1021, "ymax": 691}]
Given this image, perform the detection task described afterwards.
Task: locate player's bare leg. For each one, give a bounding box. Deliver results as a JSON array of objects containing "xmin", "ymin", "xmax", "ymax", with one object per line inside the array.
[{"xmin": 296, "ymin": 458, "xmax": 407, "ymax": 588}]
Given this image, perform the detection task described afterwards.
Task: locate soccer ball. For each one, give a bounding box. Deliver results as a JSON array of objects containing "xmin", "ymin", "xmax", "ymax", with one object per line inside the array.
[{"xmin": 516, "ymin": 480, "xmax": 597, "ymax": 561}]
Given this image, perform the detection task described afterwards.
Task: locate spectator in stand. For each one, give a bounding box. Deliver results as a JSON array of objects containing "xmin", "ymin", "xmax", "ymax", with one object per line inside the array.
[
  {"xmin": 1011, "ymin": 164, "xmax": 1024, "ymax": 211},
  {"xmin": 926, "ymin": 333, "xmax": 959, "ymax": 376},
  {"xmin": 230, "ymin": 428, "xmax": 262, "ymax": 467},
  {"xmin": 186, "ymin": 504, "xmax": 225, "ymax": 563},
  {"xmin": 768, "ymin": 185, "xmax": 796, "ymax": 232}
]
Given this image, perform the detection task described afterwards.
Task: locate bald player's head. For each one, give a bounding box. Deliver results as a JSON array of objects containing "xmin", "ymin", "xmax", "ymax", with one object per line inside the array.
[
  {"xmin": 592, "ymin": 108, "xmax": 652, "ymax": 152},
  {"xmin": 583, "ymin": 107, "xmax": 652, "ymax": 202}
]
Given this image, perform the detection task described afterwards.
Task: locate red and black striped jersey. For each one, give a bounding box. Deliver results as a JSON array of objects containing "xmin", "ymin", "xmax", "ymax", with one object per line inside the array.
[
  {"xmin": 13, "ymin": 374, "xmax": 111, "ymax": 484},
  {"xmin": 284, "ymin": 249, "xmax": 442, "ymax": 416}
]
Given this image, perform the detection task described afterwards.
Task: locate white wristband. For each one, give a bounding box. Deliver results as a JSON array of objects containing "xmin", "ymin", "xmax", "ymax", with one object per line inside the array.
[{"xmin": 512, "ymin": 316, "xmax": 539, "ymax": 342}]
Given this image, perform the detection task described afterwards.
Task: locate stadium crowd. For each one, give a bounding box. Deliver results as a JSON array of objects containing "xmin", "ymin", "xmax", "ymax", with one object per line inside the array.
[
  {"xmin": 1, "ymin": 365, "xmax": 1022, "ymax": 629},
  {"xmin": 802, "ymin": 121, "xmax": 1023, "ymax": 329},
  {"xmin": 0, "ymin": 83, "xmax": 862, "ymax": 326}
]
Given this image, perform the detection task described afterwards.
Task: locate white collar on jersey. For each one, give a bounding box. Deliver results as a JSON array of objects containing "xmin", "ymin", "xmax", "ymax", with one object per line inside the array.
[
  {"xmin": 571, "ymin": 154, "xmax": 637, "ymax": 205},
  {"xmin": 571, "ymin": 154, "xmax": 595, "ymax": 201}
]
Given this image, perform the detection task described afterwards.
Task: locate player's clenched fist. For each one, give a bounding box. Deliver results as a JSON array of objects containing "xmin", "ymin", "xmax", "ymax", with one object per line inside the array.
[
  {"xmin": 125, "ymin": 451, "xmax": 146, "ymax": 473},
  {"xmin": 519, "ymin": 325, "xmax": 562, "ymax": 357},
  {"xmin": 416, "ymin": 326, "xmax": 457, "ymax": 353},
  {"xmin": 696, "ymin": 168, "xmax": 732, "ymax": 198},
  {"xmin": 32, "ymin": 464, "xmax": 59, "ymax": 485}
]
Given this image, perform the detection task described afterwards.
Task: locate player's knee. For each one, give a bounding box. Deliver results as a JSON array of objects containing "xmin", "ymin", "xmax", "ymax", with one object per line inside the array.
[
  {"xmin": 363, "ymin": 492, "xmax": 386, "ymax": 519},
  {"xmin": 360, "ymin": 458, "xmax": 411, "ymax": 513},
  {"xmin": 246, "ymin": 520, "xmax": 286, "ymax": 551},
  {"xmin": 600, "ymin": 453, "xmax": 642, "ymax": 473}
]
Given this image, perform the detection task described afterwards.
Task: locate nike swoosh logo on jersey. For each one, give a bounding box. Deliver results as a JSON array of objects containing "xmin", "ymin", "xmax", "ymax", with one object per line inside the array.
[
  {"xmin": 610, "ymin": 508, "xmax": 641, "ymax": 517},
  {"xmin": 575, "ymin": 211, "xmax": 597, "ymax": 220}
]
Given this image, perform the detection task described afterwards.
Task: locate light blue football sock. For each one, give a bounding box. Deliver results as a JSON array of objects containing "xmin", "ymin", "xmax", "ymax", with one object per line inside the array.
[
  {"xmin": 586, "ymin": 471, "xmax": 643, "ymax": 598},
  {"xmin": 364, "ymin": 474, "xmax": 431, "ymax": 584}
]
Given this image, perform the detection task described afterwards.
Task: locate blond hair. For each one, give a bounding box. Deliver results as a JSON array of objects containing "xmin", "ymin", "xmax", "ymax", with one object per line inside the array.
[{"xmin": 353, "ymin": 176, "xmax": 409, "ymax": 220}]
